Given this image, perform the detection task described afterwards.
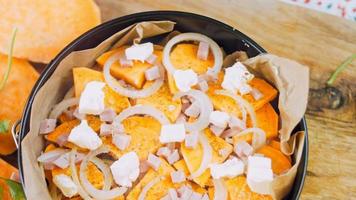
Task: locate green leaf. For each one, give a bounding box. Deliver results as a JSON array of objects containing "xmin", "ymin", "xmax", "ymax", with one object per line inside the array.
[
  {"xmin": 0, "ymin": 120, "xmax": 10, "ymax": 134},
  {"xmin": 3, "ymin": 179, "xmax": 25, "ymax": 200},
  {"xmin": 327, "ymin": 54, "xmax": 356, "ymax": 86},
  {"xmin": 0, "ymin": 28, "xmax": 18, "ymax": 90},
  {"xmin": 0, "ymin": 186, "xmax": 4, "ymax": 200}
]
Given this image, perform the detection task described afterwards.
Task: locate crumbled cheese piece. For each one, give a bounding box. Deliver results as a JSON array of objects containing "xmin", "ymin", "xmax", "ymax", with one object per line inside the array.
[
  {"xmin": 53, "ymin": 174, "xmax": 78, "ymax": 198},
  {"xmin": 110, "ymin": 151, "xmax": 140, "ymax": 187},
  {"xmin": 221, "ymin": 62, "xmax": 254, "ymax": 95},
  {"xmin": 147, "ymin": 153, "xmax": 161, "ymax": 171},
  {"xmin": 170, "ymin": 170, "xmax": 186, "ymax": 183},
  {"xmin": 185, "ymin": 132, "xmax": 199, "ymax": 149},
  {"xmin": 209, "ymin": 111, "xmax": 230, "ymax": 128},
  {"xmin": 248, "ymin": 156, "xmax": 272, "ymax": 169},
  {"xmin": 210, "ymin": 125, "xmax": 226, "ymax": 137},
  {"xmin": 197, "ymin": 79, "xmax": 209, "ymax": 92},
  {"xmin": 125, "ymin": 42, "xmax": 154, "ymax": 62},
  {"xmin": 157, "ymin": 147, "xmax": 172, "ymax": 158},
  {"xmin": 173, "ymin": 69, "xmax": 198, "ymax": 92},
  {"xmin": 234, "ymin": 141, "xmax": 253, "ymax": 158},
  {"xmin": 145, "ymin": 66, "xmax": 161, "ymax": 81},
  {"xmin": 68, "ymin": 120, "xmax": 102, "ymax": 150},
  {"xmin": 210, "ymin": 157, "xmax": 244, "ymax": 179},
  {"xmin": 159, "ymin": 124, "xmax": 186, "ymax": 143},
  {"xmin": 78, "ymin": 81, "xmax": 106, "ymax": 115},
  {"xmin": 112, "ymin": 133, "xmax": 131, "ymax": 150},
  {"xmin": 228, "ymin": 116, "xmax": 246, "ymax": 130}
]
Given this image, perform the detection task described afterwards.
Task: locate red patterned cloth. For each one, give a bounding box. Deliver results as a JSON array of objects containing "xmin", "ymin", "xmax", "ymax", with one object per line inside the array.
[{"xmin": 282, "ymin": 0, "xmax": 356, "ymax": 21}]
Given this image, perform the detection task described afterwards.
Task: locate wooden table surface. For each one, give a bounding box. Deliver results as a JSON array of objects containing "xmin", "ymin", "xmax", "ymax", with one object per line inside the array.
[{"xmin": 95, "ymin": 0, "xmax": 356, "ymax": 199}]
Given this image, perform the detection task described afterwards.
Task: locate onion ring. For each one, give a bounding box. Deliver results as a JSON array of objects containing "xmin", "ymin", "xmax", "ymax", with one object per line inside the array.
[
  {"xmin": 49, "ymin": 98, "xmax": 79, "ymax": 119},
  {"xmin": 174, "ymin": 89, "xmax": 213, "ymax": 132},
  {"xmin": 113, "ymin": 105, "xmax": 170, "ymax": 129},
  {"xmin": 214, "ymin": 90, "xmax": 256, "ymax": 126},
  {"xmin": 70, "ymin": 148, "xmax": 92, "ymax": 200},
  {"xmin": 235, "ymin": 127, "xmax": 266, "ymax": 150},
  {"xmin": 138, "ymin": 176, "xmax": 163, "ymax": 200},
  {"xmin": 103, "ymin": 52, "xmax": 164, "ymax": 98},
  {"xmin": 79, "ymin": 146, "xmax": 127, "ymax": 199},
  {"xmin": 162, "ymin": 33, "xmax": 223, "ymax": 77},
  {"xmin": 213, "ymin": 179, "xmax": 228, "ymax": 200},
  {"xmin": 188, "ymin": 132, "xmax": 212, "ymax": 179}
]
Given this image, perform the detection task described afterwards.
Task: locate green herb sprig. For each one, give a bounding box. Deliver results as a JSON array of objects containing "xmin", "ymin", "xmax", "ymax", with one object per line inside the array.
[
  {"xmin": 0, "ymin": 178, "xmax": 25, "ymax": 200},
  {"xmin": 0, "ymin": 28, "xmax": 17, "ymax": 90}
]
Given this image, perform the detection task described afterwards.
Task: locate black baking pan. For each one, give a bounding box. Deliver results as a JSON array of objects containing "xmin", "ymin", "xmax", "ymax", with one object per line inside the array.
[{"xmin": 17, "ymin": 11, "xmax": 308, "ymax": 199}]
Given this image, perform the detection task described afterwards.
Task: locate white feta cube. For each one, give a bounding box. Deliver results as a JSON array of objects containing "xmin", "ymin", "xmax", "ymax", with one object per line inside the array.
[
  {"xmin": 110, "ymin": 151, "xmax": 140, "ymax": 187},
  {"xmin": 157, "ymin": 146, "xmax": 172, "ymax": 158},
  {"xmin": 173, "ymin": 69, "xmax": 198, "ymax": 92},
  {"xmin": 210, "ymin": 157, "xmax": 244, "ymax": 179},
  {"xmin": 112, "ymin": 133, "xmax": 131, "ymax": 150},
  {"xmin": 125, "ymin": 42, "xmax": 154, "ymax": 62},
  {"xmin": 68, "ymin": 120, "xmax": 102, "ymax": 150},
  {"xmin": 222, "ymin": 62, "xmax": 254, "ymax": 95},
  {"xmin": 53, "ymin": 174, "xmax": 78, "ymax": 198},
  {"xmin": 209, "ymin": 111, "xmax": 230, "ymax": 128},
  {"xmin": 159, "ymin": 123, "xmax": 186, "ymax": 143},
  {"xmin": 248, "ymin": 156, "xmax": 272, "ymax": 169},
  {"xmin": 170, "ymin": 170, "xmax": 186, "ymax": 183},
  {"xmin": 247, "ymin": 167, "xmax": 273, "ymax": 195},
  {"xmin": 145, "ymin": 66, "xmax": 161, "ymax": 81},
  {"xmin": 78, "ymin": 81, "xmax": 106, "ymax": 115}
]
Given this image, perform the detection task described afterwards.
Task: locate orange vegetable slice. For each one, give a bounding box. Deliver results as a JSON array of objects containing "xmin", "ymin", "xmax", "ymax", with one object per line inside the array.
[
  {"xmin": 96, "ymin": 46, "xmax": 162, "ymax": 89},
  {"xmin": 0, "ymin": 0, "xmax": 101, "ymax": 63}
]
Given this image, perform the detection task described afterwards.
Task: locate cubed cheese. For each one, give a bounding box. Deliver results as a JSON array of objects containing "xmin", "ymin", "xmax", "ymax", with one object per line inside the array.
[
  {"xmin": 247, "ymin": 167, "xmax": 273, "ymax": 195},
  {"xmin": 173, "ymin": 69, "xmax": 198, "ymax": 92},
  {"xmin": 112, "ymin": 133, "xmax": 131, "ymax": 150},
  {"xmin": 159, "ymin": 123, "xmax": 186, "ymax": 143},
  {"xmin": 167, "ymin": 149, "xmax": 180, "ymax": 164},
  {"xmin": 68, "ymin": 120, "xmax": 102, "ymax": 150},
  {"xmin": 170, "ymin": 170, "xmax": 186, "ymax": 183},
  {"xmin": 125, "ymin": 42, "xmax": 154, "ymax": 62},
  {"xmin": 248, "ymin": 156, "xmax": 272, "ymax": 169},
  {"xmin": 78, "ymin": 81, "xmax": 106, "ymax": 115},
  {"xmin": 210, "ymin": 157, "xmax": 244, "ymax": 179},
  {"xmin": 110, "ymin": 151, "xmax": 140, "ymax": 187},
  {"xmin": 209, "ymin": 111, "xmax": 230, "ymax": 128},
  {"xmin": 53, "ymin": 174, "xmax": 78, "ymax": 198},
  {"xmin": 221, "ymin": 62, "xmax": 254, "ymax": 95}
]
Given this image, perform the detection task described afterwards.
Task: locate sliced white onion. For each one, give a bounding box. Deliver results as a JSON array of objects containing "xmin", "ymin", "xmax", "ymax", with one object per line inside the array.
[
  {"xmin": 174, "ymin": 89, "xmax": 213, "ymax": 132},
  {"xmin": 79, "ymin": 146, "xmax": 127, "ymax": 199},
  {"xmin": 188, "ymin": 132, "xmax": 212, "ymax": 179},
  {"xmin": 197, "ymin": 41, "xmax": 209, "ymax": 60},
  {"xmin": 56, "ymin": 133, "xmax": 69, "ymax": 147},
  {"xmin": 162, "ymin": 33, "xmax": 223, "ymax": 77},
  {"xmin": 70, "ymin": 149, "xmax": 93, "ymax": 200},
  {"xmin": 215, "ymin": 90, "xmax": 256, "ymax": 126},
  {"xmin": 113, "ymin": 105, "xmax": 170, "ymax": 129},
  {"xmin": 37, "ymin": 149, "xmax": 68, "ymax": 163},
  {"xmin": 251, "ymin": 88, "xmax": 263, "ymax": 101},
  {"xmin": 138, "ymin": 176, "xmax": 163, "ymax": 200},
  {"xmin": 235, "ymin": 128, "xmax": 266, "ymax": 150},
  {"xmin": 213, "ymin": 179, "xmax": 227, "ymax": 200},
  {"xmin": 103, "ymin": 52, "xmax": 164, "ymax": 98},
  {"xmin": 49, "ymin": 98, "xmax": 79, "ymax": 119}
]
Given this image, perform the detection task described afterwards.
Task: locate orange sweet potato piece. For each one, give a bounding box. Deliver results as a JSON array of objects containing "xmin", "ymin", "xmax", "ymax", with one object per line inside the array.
[
  {"xmin": 257, "ymin": 145, "xmax": 292, "ymax": 175},
  {"xmin": 167, "ymin": 43, "xmax": 215, "ymax": 94},
  {"xmin": 268, "ymin": 140, "xmax": 291, "ymax": 163},
  {"xmin": 96, "ymin": 46, "xmax": 162, "ymax": 89},
  {"xmin": 72, "ymin": 67, "xmax": 130, "ymax": 113},
  {"xmin": 243, "ymin": 78, "xmax": 278, "ymax": 111},
  {"xmin": 233, "ymin": 103, "xmax": 278, "ymax": 144}
]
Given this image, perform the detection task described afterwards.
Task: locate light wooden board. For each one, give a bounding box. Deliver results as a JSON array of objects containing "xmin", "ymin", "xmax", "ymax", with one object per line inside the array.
[{"xmin": 95, "ymin": 0, "xmax": 356, "ymax": 199}]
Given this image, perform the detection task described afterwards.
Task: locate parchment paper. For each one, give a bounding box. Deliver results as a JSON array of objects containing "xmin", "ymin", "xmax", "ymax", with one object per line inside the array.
[{"xmin": 21, "ymin": 21, "xmax": 309, "ymax": 200}]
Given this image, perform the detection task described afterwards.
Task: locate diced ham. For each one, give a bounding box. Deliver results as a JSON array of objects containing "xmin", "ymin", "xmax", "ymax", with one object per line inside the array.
[
  {"xmin": 157, "ymin": 147, "xmax": 171, "ymax": 159},
  {"xmin": 145, "ymin": 54, "xmax": 157, "ymax": 65},
  {"xmin": 139, "ymin": 160, "xmax": 150, "ymax": 174},
  {"xmin": 197, "ymin": 80, "xmax": 209, "ymax": 92},
  {"xmin": 56, "ymin": 133, "xmax": 69, "ymax": 147},
  {"xmin": 185, "ymin": 132, "xmax": 199, "ymax": 149},
  {"xmin": 234, "ymin": 141, "xmax": 253, "ymax": 158},
  {"xmin": 178, "ymin": 185, "xmax": 193, "ymax": 199},
  {"xmin": 9, "ymin": 172, "xmax": 20, "ymax": 182},
  {"xmin": 100, "ymin": 123, "xmax": 113, "ymax": 136},
  {"xmin": 197, "ymin": 41, "xmax": 209, "ymax": 60},
  {"xmin": 100, "ymin": 108, "xmax": 116, "ymax": 122},
  {"xmin": 147, "ymin": 153, "xmax": 161, "ymax": 171},
  {"xmin": 39, "ymin": 119, "xmax": 57, "ymax": 134},
  {"xmin": 112, "ymin": 134, "xmax": 131, "ymax": 150},
  {"xmin": 210, "ymin": 125, "xmax": 225, "ymax": 137},
  {"xmin": 167, "ymin": 149, "xmax": 180, "ymax": 164},
  {"xmin": 145, "ymin": 66, "xmax": 161, "ymax": 81},
  {"xmin": 184, "ymin": 101, "xmax": 200, "ymax": 117},
  {"xmin": 170, "ymin": 170, "xmax": 186, "ymax": 183},
  {"xmin": 228, "ymin": 116, "xmax": 246, "ymax": 130}
]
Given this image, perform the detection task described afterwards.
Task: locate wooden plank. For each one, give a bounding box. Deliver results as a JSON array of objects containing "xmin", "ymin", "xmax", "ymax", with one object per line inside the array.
[{"xmin": 95, "ymin": 0, "xmax": 356, "ymax": 199}]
